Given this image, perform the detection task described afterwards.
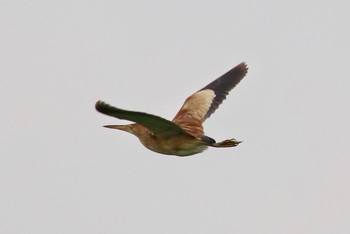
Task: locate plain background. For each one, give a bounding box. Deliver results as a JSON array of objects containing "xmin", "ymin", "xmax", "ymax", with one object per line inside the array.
[{"xmin": 1, "ymin": 1, "xmax": 349, "ymax": 233}]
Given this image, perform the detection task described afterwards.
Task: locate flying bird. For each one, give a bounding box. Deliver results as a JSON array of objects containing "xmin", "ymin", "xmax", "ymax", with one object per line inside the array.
[{"xmin": 96, "ymin": 62, "xmax": 248, "ymax": 156}]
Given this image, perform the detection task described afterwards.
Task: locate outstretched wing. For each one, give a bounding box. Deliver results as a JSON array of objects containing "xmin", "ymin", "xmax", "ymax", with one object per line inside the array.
[
  {"xmin": 172, "ymin": 62, "xmax": 248, "ymax": 137},
  {"xmin": 96, "ymin": 101, "xmax": 192, "ymax": 137},
  {"xmin": 199, "ymin": 62, "xmax": 248, "ymax": 120}
]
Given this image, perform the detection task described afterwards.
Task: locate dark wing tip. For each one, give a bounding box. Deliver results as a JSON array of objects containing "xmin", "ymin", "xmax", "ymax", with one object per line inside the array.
[
  {"xmin": 201, "ymin": 62, "xmax": 248, "ymax": 120},
  {"xmin": 95, "ymin": 100, "xmax": 113, "ymax": 115},
  {"xmin": 200, "ymin": 61, "xmax": 248, "ymax": 92},
  {"xmin": 95, "ymin": 100, "xmax": 104, "ymax": 112},
  {"xmin": 236, "ymin": 62, "xmax": 249, "ymax": 77},
  {"xmin": 225, "ymin": 62, "xmax": 248, "ymax": 82}
]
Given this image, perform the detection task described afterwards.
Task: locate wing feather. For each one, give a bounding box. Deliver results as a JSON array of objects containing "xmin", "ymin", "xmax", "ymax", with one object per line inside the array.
[
  {"xmin": 172, "ymin": 90, "xmax": 215, "ymax": 138},
  {"xmin": 96, "ymin": 101, "xmax": 191, "ymax": 137},
  {"xmin": 200, "ymin": 62, "xmax": 248, "ymax": 120},
  {"xmin": 172, "ymin": 62, "xmax": 248, "ymax": 136}
]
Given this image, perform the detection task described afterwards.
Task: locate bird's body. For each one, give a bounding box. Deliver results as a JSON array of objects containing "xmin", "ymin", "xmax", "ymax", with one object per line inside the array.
[
  {"xmin": 96, "ymin": 62, "xmax": 248, "ymax": 156},
  {"xmin": 102, "ymin": 123, "xmax": 207, "ymax": 156}
]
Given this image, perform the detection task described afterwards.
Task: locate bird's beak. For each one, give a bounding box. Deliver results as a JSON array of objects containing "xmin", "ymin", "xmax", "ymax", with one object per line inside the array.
[
  {"xmin": 103, "ymin": 124, "xmax": 135, "ymax": 135},
  {"xmin": 103, "ymin": 125, "xmax": 124, "ymax": 130}
]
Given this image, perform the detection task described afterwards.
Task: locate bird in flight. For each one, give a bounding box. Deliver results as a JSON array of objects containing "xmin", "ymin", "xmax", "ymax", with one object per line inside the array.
[{"xmin": 96, "ymin": 62, "xmax": 248, "ymax": 156}]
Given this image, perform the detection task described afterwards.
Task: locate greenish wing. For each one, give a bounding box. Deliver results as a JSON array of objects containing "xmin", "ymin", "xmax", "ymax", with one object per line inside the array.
[{"xmin": 95, "ymin": 100, "xmax": 191, "ymax": 137}]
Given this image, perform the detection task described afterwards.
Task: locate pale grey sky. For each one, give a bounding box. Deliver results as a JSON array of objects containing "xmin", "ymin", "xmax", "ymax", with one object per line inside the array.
[{"xmin": 1, "ymin": 1, "xmax": 349, "ymax": 233}]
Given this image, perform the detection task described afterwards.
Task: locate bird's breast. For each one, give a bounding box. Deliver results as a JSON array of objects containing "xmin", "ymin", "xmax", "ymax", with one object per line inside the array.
[{"xmin": 138, "ymin": 133, "xmax": 207, "ymax": 156}]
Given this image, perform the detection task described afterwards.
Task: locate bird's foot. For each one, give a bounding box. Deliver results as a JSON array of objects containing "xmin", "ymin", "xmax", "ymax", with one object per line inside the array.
[{"xmin": 212, "ymin": 138, "xmax": 242, "ymax": 148}]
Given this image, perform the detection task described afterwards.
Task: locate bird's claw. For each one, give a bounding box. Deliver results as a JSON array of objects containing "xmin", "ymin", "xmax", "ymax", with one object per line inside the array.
[{"xmin": 212, "ymin": 138, "xmax": 242, "ymax": 147}]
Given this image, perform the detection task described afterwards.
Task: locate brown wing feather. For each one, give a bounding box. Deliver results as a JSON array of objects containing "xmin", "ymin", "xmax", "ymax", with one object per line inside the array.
[
  {"xmin": 173, "ymin": 62, "xmax": 248, "ymax": 137},
  {"xmin": 172, "ymin": 90, "xmax": 215, "ymax": 138}
]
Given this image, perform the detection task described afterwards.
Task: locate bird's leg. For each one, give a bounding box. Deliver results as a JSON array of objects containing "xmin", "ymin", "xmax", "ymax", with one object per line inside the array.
[{"xmin": 211, "ymin": 138, "xmax": 242, "ymax": 147}]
